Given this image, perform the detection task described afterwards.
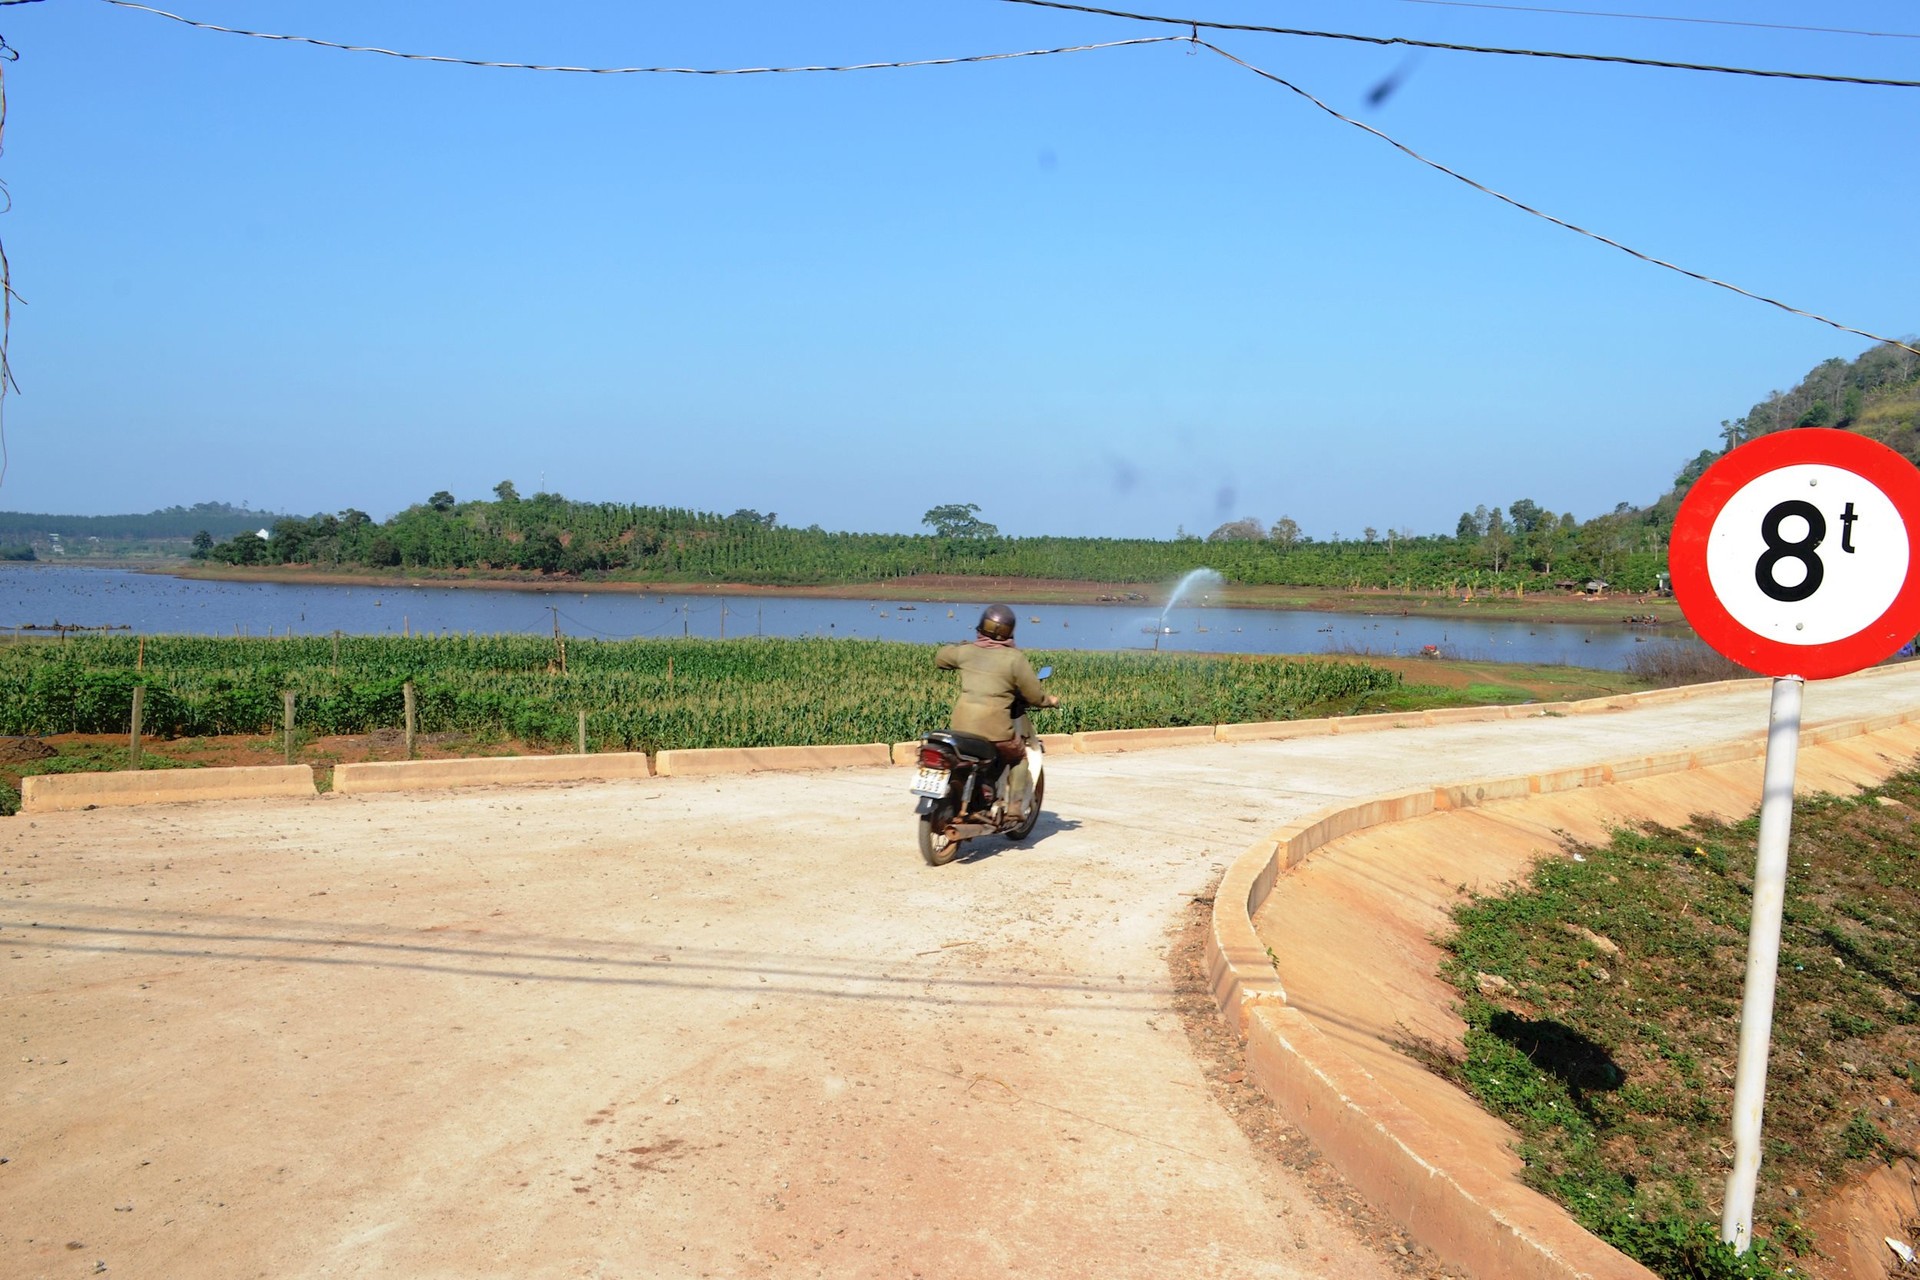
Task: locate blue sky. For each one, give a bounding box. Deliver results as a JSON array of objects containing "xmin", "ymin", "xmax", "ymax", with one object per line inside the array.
[{"xmin": 1, "ymin": 0, "xmax": 1914, "ymax": 539}]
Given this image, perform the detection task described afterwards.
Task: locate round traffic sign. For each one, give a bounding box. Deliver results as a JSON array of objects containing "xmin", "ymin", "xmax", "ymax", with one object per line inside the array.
[{"xmin": 1671, "ymin": 428, "xmax": 1920, "ymax": 679}]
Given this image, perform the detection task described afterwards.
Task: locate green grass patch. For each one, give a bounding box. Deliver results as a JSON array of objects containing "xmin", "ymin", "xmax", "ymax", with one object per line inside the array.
[{"xmin": 1412, "ymin": 772, "xmax": 1920, "ymax": 1278}]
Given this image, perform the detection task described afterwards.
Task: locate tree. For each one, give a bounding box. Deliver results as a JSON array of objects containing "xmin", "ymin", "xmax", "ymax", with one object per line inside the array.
[
  {"xmin": 494, "ymin": 481, "xmax": 520, "ymax": 503},
  {"xmin": 1207, "ymin": 516, "xmax": 1266, "ymax": 542},
  {"xmin": 1269, "ymin": 516, "xmax": 1301, "ymax": 550},
  {"xmin": 922, "ymin": 503, "xmax": 998, "ymax": 538},
  {"xmin": 429, "ymin": 490, "xmax": 456, "ymax": 512},
  {"xmin": 1456, "ymin": 512, "xmax": 1479, "ymax": 541},
  {"xmin": 1719, "ymin": 418, "xmax": 1748, "ymax": 453},
  {"xmin": 1507, "ymin": 499, "xmax": 1544, "ymax": 535},
  {"xmin": 191, "ymin": 530, "xmax": 214, "ymax": 559},
  {"xmin": 1673, "ymin": 449, "xmax": 1717, "ymax": 498},
  {"xmin": 1362, "ymin": 527, "xmax": 1378, "ymax": 545}
]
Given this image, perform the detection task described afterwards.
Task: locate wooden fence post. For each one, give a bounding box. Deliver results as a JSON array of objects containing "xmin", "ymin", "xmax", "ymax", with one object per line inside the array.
[
  {"xmin": 403, "ymin": 680, "xmax": 416, "ymax": 759},
  {"xmin": 129, "ymin": 685, "xmax": 144, "ymax": 770},
  {"xmin": 577, "ymin": 709, "xmax": 588, "ymax": 755},
  {"xmin": 283, "ymin": 690, "xmax": 296, "ymax": 765}
]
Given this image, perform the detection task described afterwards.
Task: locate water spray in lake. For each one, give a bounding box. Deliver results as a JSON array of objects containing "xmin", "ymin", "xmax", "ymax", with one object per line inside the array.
[{"xmin": 1153, "ymin": 568, "xmax": 1225, "ymax": 650}]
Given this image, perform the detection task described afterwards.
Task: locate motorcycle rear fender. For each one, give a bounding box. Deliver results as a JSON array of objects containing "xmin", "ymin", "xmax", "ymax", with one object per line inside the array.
[{"xmin": 914, "ymin": 796, "xmax": 938, "ymax": 816}]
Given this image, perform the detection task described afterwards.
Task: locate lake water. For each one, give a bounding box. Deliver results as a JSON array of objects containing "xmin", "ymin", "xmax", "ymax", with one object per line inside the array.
[{"xmin": 0, "ymin": 565, "xmax": 1692, "ymax": 670}]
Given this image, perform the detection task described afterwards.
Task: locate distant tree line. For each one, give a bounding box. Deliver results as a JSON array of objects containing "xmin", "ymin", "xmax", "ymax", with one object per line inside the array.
[
  {"xmin": 0, "ymin": 502, "xmax": 280, "ymax": 545},
  {"xmin": 193, "ymin": 480, "xmax": 1671, "ymax": 592}
]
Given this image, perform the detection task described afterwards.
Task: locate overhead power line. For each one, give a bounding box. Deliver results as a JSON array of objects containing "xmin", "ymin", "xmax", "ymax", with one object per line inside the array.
[
  {"xmin": 1194, "ymin": 38, "xmax": 1918, "ymax": 358},
  {"xmin": 1385, "ymin": 0, "xmax": 1920, "ymax": 40},
  {"xmin": 88, "ymin": 0, "xmax": 1917, "ymax": 356},
  {"xmin": 995, "ymin": 0, "xmax": 1920, "ymax": 88},
  {"xmin": 101, "ymin": 2, "xmax": 1182, "ymax": 75}
]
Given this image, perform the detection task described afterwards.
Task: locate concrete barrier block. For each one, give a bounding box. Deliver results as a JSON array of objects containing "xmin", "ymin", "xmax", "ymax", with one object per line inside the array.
[
  {"xmin": 1566, "ymin": 697, "xmax": 1621, "ymax": 715},
  {"xmin": 891, "ymin": 741, "xmax": 920, "ymax": 766},
  {"xmin": 1073, "ymin": 725, "xmax": 1216, "ymax": 753},
  {"xmin": 21, "ymin": 765, "xmax": 316, "ymax": 813},
  {"xmin": 1621, "ymin": 686, "xmax": 1695, "ymax": 707},
  {"xmin": 1606, "ymin": 750, "xmax": 1695, "ymax": 783},
  {"xmin": 331, "ymin": 753, "xmax": 652, "ymax": 795},
  {"xmin": 1517, "ymin": 702, "xmax": 1574, "ymax": 718},
  {"xmin": 654, "ymin": 743, "xmax": 890, "ymax": 777},
  {"xmin": 1529, "ymin": 764, "xmax": 1611, "ymax": 795},
  {"xmin": 1208, "ymin": 843, "xmax": 1289, "ymax": 1026},
  {"xmin": 1329, "ymin": 711, "xmax": 1429, "ymax": 735},
  {"xmin": 1036, "ymin": 733, "xmax": 1079, "ymax": 754},
  {"xmin": 1422, "ymin": 706, "xmax": 1513, "ymax": 725},
  {"xmin": 1214, "ymin": 719, "xmax": 1333, "ymax": 743},
  {"xmin": 1433, "ymin": 775, "xmax": 1532, "ymax": 810},
  {"xmin": 1804, "ymin": 720, "xmax": 1868, "ymax": 746},
  {"xmin": 1691, "ymin": 740, "xmax": 1764, "ymax": 769}
]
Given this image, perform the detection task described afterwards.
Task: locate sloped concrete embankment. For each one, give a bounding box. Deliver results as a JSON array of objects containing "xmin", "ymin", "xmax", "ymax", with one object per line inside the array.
[{"xmin": 1207, "ymin": 691, "xmax": 1920, "ymax": 1280}]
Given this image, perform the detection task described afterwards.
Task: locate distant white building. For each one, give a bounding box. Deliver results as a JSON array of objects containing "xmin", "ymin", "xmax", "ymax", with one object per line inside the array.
[{"xmin": 256, "ymin": 528, "xmax": 271, "ymax": 540}]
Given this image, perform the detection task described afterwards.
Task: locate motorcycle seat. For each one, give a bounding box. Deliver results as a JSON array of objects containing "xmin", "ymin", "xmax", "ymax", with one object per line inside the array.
[{"xmin": 927, "ymin": 730, "xmax": 1001, "ymax": 765}]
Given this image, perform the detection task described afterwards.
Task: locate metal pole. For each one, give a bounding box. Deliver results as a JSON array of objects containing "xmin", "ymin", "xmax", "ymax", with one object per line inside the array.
[
  {"xmin": 403, "ymin": 680, "xmax": 417, "ymax": 760},
  {"xmin": 128, "ymin": 685, "xmax": 144, "ymax": 770},
  {"xmin": 1721, "ymin": 674, "xmax": 1804, "ymax": 1252}
]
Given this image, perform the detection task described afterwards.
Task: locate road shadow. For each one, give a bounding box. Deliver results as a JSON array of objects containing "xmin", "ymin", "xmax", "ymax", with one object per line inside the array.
[{"xmin": 953, "ymin": 814, "xmax": 1083, "ymax": 863}]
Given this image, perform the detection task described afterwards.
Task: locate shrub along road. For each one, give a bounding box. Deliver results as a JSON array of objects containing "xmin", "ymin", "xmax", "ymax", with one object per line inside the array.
[{"xmin": 8, "ymin": 668, "xmax": 1920, "ymax": 1278}]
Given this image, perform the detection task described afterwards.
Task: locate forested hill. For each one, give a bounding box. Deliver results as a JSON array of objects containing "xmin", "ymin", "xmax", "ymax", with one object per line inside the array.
[
  {"xmin": 1651, "ymin": 340, "xmax": 1920, "ymax": 525},
  {"xmin": 0, "ymin": 503, "xmax": 285, "ymax": 547},
  {"xmin": 1738, "ymin": 341, "xmax": 1920, "ymax": 453}
]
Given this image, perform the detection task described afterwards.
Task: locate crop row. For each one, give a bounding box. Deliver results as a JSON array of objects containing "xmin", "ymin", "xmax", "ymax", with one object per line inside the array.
[{"xmin": 0, "ymin": 636, "xmax": 1402, "ymax": 752}]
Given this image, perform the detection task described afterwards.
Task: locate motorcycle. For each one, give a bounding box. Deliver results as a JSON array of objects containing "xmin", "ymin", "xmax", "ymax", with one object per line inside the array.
[{"xmin": 909, "ymin": 666, "xmax": 1052, "ymax": 866}]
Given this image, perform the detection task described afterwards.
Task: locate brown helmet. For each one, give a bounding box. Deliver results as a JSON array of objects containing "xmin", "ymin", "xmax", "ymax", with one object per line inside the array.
[{"xmin": 976, "ymin": 604, "xmax": 1016, "ymax": 641}]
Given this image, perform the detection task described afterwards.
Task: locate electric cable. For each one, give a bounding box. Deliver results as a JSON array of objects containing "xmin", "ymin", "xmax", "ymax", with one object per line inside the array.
[
  {"xmin": 99, "ymin": 3, "xmax": 1182, "ymax": 76},
  {"xmin": 1383, "ymin": 0, "xmax": 1920, "ymax": 40},
  {"xmin": 1196, "ymin": 37, "xmax": 1919, "ymax": 358},
  {"xmin": 995, "ymin": 0, "xmax": 1920, "ymax": 88}
]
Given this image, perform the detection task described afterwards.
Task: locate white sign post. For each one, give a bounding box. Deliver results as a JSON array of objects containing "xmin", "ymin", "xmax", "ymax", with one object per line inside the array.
[{"xmin": 1670, "ymin": 428, "xmax": 1920, "ymax": 1252}]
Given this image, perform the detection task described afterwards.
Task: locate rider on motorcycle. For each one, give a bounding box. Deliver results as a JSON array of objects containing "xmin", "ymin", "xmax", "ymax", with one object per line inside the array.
[{"xmin": 934, "ymin": 604, "xmax": 1059, "ymax": 819}]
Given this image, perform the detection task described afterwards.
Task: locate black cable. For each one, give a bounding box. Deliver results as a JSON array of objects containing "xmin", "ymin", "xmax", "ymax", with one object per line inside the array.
[
  {"xmin": 1198, "ymin": 39, "xmax": 1919, "ymax": 358},
  {"xmin": 100, "ymin": 2, "xmax": 1181, "ymax": 77},
  {"xmin": 1385, "ymin": 0, "xmax": 1920, "ymax": 41},
  {"xmin": 996, "ymin": 0, "xmax": 1920, "ymax": 88}
]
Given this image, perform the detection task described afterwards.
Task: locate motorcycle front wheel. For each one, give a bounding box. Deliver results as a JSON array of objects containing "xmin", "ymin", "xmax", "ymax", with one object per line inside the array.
[{"xmin": 918, "ymin": 800, "xmax": 963, "ymax": 866}]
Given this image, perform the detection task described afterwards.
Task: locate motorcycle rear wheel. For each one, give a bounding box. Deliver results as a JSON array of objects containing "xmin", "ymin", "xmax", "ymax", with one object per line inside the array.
[
  {"xmin": 918, "ymin": 801, "xmax": 962, "ymax": 866},
  {"xmin": 1007, "ymin": 774, "xmax": 1046, "ymax": 842}
]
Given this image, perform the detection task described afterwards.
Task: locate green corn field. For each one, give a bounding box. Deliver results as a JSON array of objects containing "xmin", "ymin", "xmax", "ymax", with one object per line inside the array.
[{"xmin": 0, "ymin": 635, "xmax": 1403, "ymax": 753}]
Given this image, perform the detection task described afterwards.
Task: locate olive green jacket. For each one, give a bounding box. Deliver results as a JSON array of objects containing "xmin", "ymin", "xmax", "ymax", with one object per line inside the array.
[{"xmin": 935, "ymin": 641, "xmax": 1047, "ymax": 742}]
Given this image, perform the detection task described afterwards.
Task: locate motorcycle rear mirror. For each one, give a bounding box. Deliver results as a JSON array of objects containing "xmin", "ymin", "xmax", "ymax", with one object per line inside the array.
[{"xmin": 1036, "ymin": 665, "xmax": 1053, "ymax": 680}]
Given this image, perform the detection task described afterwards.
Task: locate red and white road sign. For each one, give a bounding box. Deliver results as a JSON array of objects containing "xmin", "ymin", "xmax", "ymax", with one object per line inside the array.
[{"xmin": 1671, "ymin": 428, "xmax": 1920, "ymax": 680}]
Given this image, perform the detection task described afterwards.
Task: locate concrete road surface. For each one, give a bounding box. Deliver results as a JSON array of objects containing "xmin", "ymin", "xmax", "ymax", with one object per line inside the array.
[{"xmin": 8, "ymin": 667, "xmax": 1920, "ymax": 1279}]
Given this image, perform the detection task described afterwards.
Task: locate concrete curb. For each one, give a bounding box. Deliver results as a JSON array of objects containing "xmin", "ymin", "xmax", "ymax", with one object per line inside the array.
[
  {"xmin": 22, "ymin": 666, "xmax": 1894, "ymax": 809},
  {"xmin": 1074, "ymin": 725, "xmax": 1216, "ymax": 753},
  {"xmin": 332, "ymin": 753, "xmax": 652, "ymax": 795},
  {"xmin": 1205, "ymin": 703, "xmax": 1920, "ymax": 1280},
  {"xmin": 654, "ymin": 742, "xmax": 890, "ymax": 777},
  {"xmin": 20, "ymin": 765, "xmax": 317, "ymax": 813}
]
